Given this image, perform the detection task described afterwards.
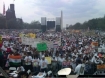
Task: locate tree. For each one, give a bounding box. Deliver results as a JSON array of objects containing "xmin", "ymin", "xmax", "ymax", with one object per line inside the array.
[
  {"xmin": 0, "ymin": 13, "xmax": 6, "ymax": 29},
  {"xmin": 68, "ymin": 15, "xmax": 105, "ymax": 31},
  {"xmin": 7, "ymin": 18, "xmax": 17, "ymax": 29}
]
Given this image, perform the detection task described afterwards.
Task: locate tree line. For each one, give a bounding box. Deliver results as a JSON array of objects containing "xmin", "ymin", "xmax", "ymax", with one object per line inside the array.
[
  {"xmin": 67, "ymin": 15, "xmax": 105, "ymax": 31},
  {"xmin": 0, "ymin": 13, "xmax": 41, "ymax": 29}
]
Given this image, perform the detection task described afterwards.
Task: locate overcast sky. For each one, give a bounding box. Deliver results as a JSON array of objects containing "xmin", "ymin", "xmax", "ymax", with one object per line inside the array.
[{"xmin": 0, "ymin": 0, "xmax": 105, "ymax": 27}]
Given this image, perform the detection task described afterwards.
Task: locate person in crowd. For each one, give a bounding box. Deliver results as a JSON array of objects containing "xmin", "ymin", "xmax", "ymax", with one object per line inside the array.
[
  {"xmin": 76, "ymin": 55, "xmax": 82, "ymax": 66},
  {"xmin": 24, "ymin": 53, "xmax": 32, "ymax": 72},
  {"xmin": 62, "ymin": 57, "xmax": 70, "ymax": 68},
  {"xmin": 84, "ymin": 61, "xmax": 91, "ymax": 75},
  {"xmin": 39, "ymin": 56, "xmax": 48, "ymax": 73},
  {"xmin": 32, "ymin": 55, "xmax": 40, "ymax": 73},
  {"xmin": 51, "ymin": 56, "xmax": 58, "ymax": 74},
  {"xmin": 0, "ymin": 30, "xmax": 105, "ymax": 77},
  {"xmin": 71, "ymin": 56, "xmax": 76, "ymax": 71},
  {"xmin": 74, "ymin": 60, "xmax": 85, "ymax": 75},
  {"xmin": 0, "ymin": 50, "xmax": 4, "ymax": 68},
  {"xmin": 58, "ymin": 55, "xmax": 65, "ymax": 69},
  {"xmin": 94, "ymin": 56, "xmax": 103, "ymax": 64},
  {"xmin": 17, "ymin": 65, "xmax": 25, "ymax": 72}
]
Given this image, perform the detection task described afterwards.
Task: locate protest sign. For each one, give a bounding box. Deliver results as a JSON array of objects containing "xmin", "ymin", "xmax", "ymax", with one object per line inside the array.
[
  {"xmin": 91, "ymin": 42, "xmax": 98, "ymax": 46},
  {"xmin": 32, "ymin": 41, "xmax": 39, "ymax": 48},
  {"xmin": 29, "ymin": 33, "xmax": 36, "ymax": 38},
  {"xmin": 98, "ymin": 48, "xmax": 105, "ymax": 53},
  {"xmin": 45, "ymin": 57, "xmax": 51, "ymax": 64},
  {"xmin": 98, "ymin": 48, "xmax": 102, "ymax": 52},
  {"xmin": 0, "ymin": 35, "xmax": 2, "ymax": 43},
  {"xmin": 97, "ymin": 64, "xmax": 105, "ymax": 70},
  {"xmin": 37, "ymin": 43, "xmax": 47, "ymax": 51}
]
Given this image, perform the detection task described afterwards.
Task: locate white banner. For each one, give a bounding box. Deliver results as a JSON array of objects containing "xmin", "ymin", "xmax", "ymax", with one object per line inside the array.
[
  {"xmin": 21, "ymin": 37, "xmax": 61, "ymax": 48},
  {"xmin": 98, "ymin": 48, "xmax": 105, "ymax": 53}
]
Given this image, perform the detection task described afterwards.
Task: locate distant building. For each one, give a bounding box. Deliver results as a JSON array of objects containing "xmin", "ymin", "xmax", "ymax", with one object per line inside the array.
[
  {"xmin": 16, "ymin": 18, "xmax": 23, "ymax": 28},
  {"xmin": 6, "ymin": 4, "xmax": 16, "ymax": 20},
  {"xmin": 5, "ymin": 4, "xmax": 23, "ymax": 29},
  {"xmin": 16, "ymin": 18, "xmax": 23, "ymax": 23}
]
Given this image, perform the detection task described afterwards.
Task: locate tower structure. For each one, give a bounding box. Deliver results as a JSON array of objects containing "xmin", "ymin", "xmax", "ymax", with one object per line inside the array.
[
  {"xmin": 61, "ymin": 10, "xmax": 63, "ymax": 31},
  {"xmin": 3, "ymin": 2, "xmax": 5, "ymax": 16},
  {"xmin": 41, "ymin": 17, "xmax": 47, "ymax": 32},
  {"xmin": 6, "ymin": 4, "xmax": 16, "ymax": 20}
]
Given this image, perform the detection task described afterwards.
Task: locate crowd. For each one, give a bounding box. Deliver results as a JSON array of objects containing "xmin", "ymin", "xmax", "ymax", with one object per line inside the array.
[{"xmin": 0, "ymin": 30, "xmax": 105, "ymax": 78}]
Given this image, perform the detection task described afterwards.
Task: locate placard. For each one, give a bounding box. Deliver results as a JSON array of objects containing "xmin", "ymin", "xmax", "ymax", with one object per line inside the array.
[
  {"xmin": 91, "ymin": 42, "xmax": 98, "ymax": 46},
  {"xmin": 97, "ymin": 64, "xmax": 105, "ymax": 70},
  {"xmin": 45, "ymin": 57, "xmax": 51, "ymax": 64},
  {"xmin": 37, "ymin": 43, "xmax": 47, "ymax": 51}
]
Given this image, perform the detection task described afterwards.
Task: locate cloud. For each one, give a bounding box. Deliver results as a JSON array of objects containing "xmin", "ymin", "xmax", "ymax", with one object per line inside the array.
[{"xmin": 0, "ymin": 0, "xmax": 105, "ymax": 27}]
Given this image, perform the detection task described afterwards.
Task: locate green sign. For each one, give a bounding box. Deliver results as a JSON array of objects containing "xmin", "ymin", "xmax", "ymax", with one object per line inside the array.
[{"xmin": 37, "ymin": 42, "xmax": 47, "ymax": 51}]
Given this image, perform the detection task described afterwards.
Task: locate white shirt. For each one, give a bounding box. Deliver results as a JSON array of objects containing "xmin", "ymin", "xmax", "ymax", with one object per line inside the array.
[
  {"xmin": 39, "ymin": 59, "xmax": 48, "ymax": 69},
  {"xmin": 32, "ymin": 58, "xmax": 39, "ymax": 67},
  {"xmin": 3, "ymin": 41, "xmax": 9, "ymax": 46},
  {"xmin": 24, "ymin": 56, "xmax": 32, "ymax": 65},
  {"xmin": 58, "ymin": 57, "xmax": 65, "ymax": 62},
  {"xmin": 24, "ymin": 47, "xmax": 29, "ymax": 52},
  {"xmin": 74, "ymin": 64, "xmax": 85, "ymax": 75},
  {"xmin": 17, "ymin": 66, "xmax": 25, "ymax": 71},
  {"xmin": 78, "ymin": 49, "xmax": 81, "ymax": 53},
  {"xmin": 1, "ymin": 45, "xmax": 7, "ymax": 51},
  {"xmin": 95, "ymin": 58, "xmax": 103, "ymax": 64},
  {"xmin": 52, "ymin": 57, "xmax": 57, "ymax": 61}
]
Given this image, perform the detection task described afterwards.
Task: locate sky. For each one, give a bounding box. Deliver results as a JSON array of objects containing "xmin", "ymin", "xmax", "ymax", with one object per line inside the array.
[{"xmin": 0, "ymin": 0, "xmax": 105, "ymax": 28}]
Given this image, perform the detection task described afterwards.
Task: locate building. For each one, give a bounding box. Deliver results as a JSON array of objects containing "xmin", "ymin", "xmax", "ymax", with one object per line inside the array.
[
  {"xmin": 5, "ymin": 4, "xmax": 23, "ymax": 29},
  {"xmin": 6, "ymin": 4, "xmax": 16, "ymax": 20}
]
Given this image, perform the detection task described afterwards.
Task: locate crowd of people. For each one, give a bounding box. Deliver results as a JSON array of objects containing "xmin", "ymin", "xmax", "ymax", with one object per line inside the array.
[{"xmin": 0, "ymin": 29, "xmax": 105, "ymax": 78}]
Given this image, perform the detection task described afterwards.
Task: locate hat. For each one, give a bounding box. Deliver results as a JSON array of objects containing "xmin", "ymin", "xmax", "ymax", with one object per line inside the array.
[
  {"xmin": 42, "ymin": 55, "xmax": 45, "ymax": 58},
  {"xmin": 58, "ymin": 68, "xmax": 71, "ymax": 75},
  {"xmin": 86, "ymin": 60, "xmax": 88, "ymax": 63},
  {"xmin": 97, "ymin": 56, "xmax": 99, "ymax": 58}
]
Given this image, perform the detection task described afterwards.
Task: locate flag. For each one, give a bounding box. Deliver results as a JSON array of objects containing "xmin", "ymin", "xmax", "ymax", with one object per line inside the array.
[
  {"xmin": 9, "ymin": 55, "xmax": 21, "ymax": 66},
  {"xmin": 3, "ymin": 2, "xmax": 5, "ymax": 15}
]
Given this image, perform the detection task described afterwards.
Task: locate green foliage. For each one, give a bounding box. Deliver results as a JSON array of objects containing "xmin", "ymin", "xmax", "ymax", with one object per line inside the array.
[
  {"xmin": 23, "ymin": 21, "xmax": 41, "ymax": 29},
  {"xmin": 68, "ymin": 15, "xmax": 105, "ymax": 31},
  {"xmin": 0, "ymin": 13, "xmax": 41, "ymax": 29},
  {"xmin": 0, "ymin": 14, "xmax": 6, "ymax": 29}
]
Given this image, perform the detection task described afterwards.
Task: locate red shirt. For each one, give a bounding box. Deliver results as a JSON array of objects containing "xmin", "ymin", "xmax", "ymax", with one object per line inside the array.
[
  {"xmin": 0, "ymin": 43, "xmax": 2, "ymax": 48},
  {"xmin": 62, "ymin": 61, "xmax": 70, "ymax": 66},
  {"xmin": 6, "ymin": 48, "xmax": 11, "ymax": 53}
]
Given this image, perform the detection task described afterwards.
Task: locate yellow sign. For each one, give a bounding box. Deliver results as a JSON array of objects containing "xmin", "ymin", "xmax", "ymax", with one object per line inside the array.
[
  {"xmin": 19, "ymin": 33, "xmax": 23, "ymax": 37},
  {"xmin": 29, "ymin": 33, "xmax": 36, "ymax": 38},
  {"xmin": 97, "ymin": 64, "xmax": 105, "ymax": 69},
  {"xmin": 0, "ymin": 35, "xmax": 2, "ymax": 41},
  {"xmin": 0, "ymin": 35, "xmax": 2, "ymax": 43},
  {"xmin": 45, "ymin": 57, "xmax": 51, "ymax": 64},
  {"xmin": 91, "ymin": 42, "xmax": 98, "ymax": 46}
]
